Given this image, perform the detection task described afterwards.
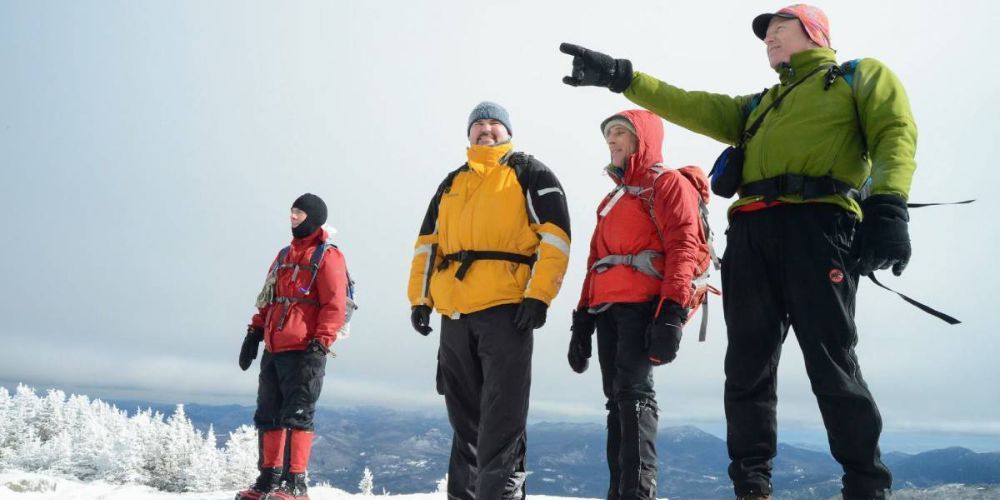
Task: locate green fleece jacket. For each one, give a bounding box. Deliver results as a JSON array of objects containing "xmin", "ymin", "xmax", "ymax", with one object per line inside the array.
[{"xmin": 624, "ymin": 48, "xmax": 917, "ymax": 217}]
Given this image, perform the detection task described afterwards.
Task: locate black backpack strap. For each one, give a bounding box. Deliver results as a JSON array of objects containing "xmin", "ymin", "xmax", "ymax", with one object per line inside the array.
[
  {"xmin": 276, "ymin": 246, "xmax": 291, "ymax": 268},
  {"xmin": 302, "ymin": 242, "xmax": 334, "ymax": 296},
  {"xmin": 867, "ymin": 273, "xmax": 960, "ymax": 325},
  {"xmin": 906, "ymin": 199, "xmax": 976, "ymax": 208},
  {"xmin": 739, "ymin": 64, "xmax": 832, "ymax": 147},
  {"xmin": 739, "ymin": 174, "xmax": 860, "ymax": 203}
]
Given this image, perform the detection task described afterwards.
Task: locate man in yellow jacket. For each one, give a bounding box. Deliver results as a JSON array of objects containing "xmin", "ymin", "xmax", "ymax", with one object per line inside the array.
[{"xmin": 407, "ymin": 101, "xmax": 571, "ymax": 500}]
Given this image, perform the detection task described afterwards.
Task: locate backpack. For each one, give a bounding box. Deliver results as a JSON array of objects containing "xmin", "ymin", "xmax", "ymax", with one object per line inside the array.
[
  {"xmin": 255, "ymin": 240, "xmax": 358, "ymax": 338},
  {"xmin": 601, "ymin": 165, "xmax": 721, "ymax": 340}
]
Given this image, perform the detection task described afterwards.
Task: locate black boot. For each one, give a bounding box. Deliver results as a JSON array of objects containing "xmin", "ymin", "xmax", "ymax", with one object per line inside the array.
[
  {"xmin": 617, "ymin": 399, "xmax": 658, "ymax": 500},
  {"xmin": 266, "ymin": 472, "xmax": 308, "ymax": 500},
  {"xmin": 235, "ymin": 468, "xmax": 282, "ymax": 500},
  {"xmin": 606, "ymin": 402, "xmax": 621, "ymax": 500}
]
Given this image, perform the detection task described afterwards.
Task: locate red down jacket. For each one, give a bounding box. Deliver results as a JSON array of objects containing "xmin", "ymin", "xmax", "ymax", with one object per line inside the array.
[
  {"xmin": 250, "ymin": 227, "xmax": 347, "ymax": 353},
  {"xmin": 578, "ymin": 109, "xmax": 711, "ymax": 315}
]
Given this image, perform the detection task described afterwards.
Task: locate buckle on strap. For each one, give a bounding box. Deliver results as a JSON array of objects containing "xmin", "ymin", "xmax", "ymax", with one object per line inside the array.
[
  {"xmin": 589, "ymin": 251, "xmax": 663, "ymax": 279},
  {"xmin": 739, "ymin": 174, "xmax": 857, "ymax": 203},
  {"xmin": 439, "ymin": 250, "xmax": 534, "ymax": 281}
]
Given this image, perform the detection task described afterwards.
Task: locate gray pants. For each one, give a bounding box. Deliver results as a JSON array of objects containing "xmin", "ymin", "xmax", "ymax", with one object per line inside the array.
[{"xmin": 438, "ymin": 304, "xmax": 532, "ymax": 500}]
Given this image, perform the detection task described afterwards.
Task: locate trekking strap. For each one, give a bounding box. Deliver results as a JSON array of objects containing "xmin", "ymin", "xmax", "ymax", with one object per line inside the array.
[
  {"xmin": 906, "ymin": 199, "xmax": 976, "ymax": 208},
  {"xmin": 867, "ymin": 273, "xmax": 960, "ymax": 325},
  {"xmin": 591, "ymin": 250, "xmax": 663, "ymax": 279},
  {"xmin": 438, "ymin": 250, "xmax": 536, "ymax": 280},
  {"xmin": 699, "ymin": 294, "xmax": 709, "ymax": 342},
  {"xmin": 860, "ymin": 198, "xmax": 974, "ymax": 325},
  {"xmin": 739, "ymin": 174, "xmax": 860, "ymax": 203}
]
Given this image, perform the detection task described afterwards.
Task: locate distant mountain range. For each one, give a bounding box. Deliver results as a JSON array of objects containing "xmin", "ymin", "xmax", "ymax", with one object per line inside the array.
[{"xmin": 111, "ymin": 401, "xmax": 1000, "ymax": 499}]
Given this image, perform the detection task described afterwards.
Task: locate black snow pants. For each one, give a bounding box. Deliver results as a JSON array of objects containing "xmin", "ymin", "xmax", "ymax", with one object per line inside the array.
[
  {"xmin": 438, "ymin": 303, "xmax": 532, "ymax": 500},
  {"xmin": 596, "ymin": 302, "xmax": 659, "ymax": 500},
  {"xmin": 254, "ymin": 349, "xmax": 326, "ymax": 431},
  {"xmin": 722, "ymin": 204, "xmax": 892, "ymax": 499}
]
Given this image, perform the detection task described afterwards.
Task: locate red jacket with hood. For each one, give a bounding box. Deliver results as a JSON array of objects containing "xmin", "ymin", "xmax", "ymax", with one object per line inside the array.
[
  {"xmin": 578, "ymin": 109, "xmax": 711, "ymax": 315},
  {"xmin": 251, "ymin": 227, "xmax": 347, "ymax": 353}
]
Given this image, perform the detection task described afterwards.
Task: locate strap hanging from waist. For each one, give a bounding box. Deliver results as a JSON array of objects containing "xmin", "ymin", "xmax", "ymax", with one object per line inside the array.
[
  {"xmin": 739, "ymin": 174, "xmax": 859, "ymax": 203},
  {"xmin": 867, "ymin": 273, "xmax": 960, "ymax": 325},
  {"xmin": 590, "ymin": 250, "xmax": 663, "ymax": 279},
  {"xmin": 438, "ymin": 250, "xmax": 536, "ymax": 281}
]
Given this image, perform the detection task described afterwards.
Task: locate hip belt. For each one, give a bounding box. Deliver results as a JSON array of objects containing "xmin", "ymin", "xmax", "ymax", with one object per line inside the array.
[
  {"xmin": 739, "ymin": 174, "xmax": 859, "ymax": 203},
  {"xmin": 439, "ymin": 250, "xmax": 535, "ymax": 280}
]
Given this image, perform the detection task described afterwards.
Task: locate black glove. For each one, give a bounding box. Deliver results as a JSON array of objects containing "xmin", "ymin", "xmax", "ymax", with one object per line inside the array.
[
  {"xmin": 238, "ymin": 326, "xmax": 264, "ymax": 371},
  {"xmin": 302, "ymin": 339, "xmax": 329, "ymax": 377},
  {"xmin": 646, "ymin": 301, "xmax": 687, "ymax": 366},
  {"xmin": 514, "ymin": 298, "xmax": 548, "ymax": 331},
  {"xmin": 305, "ymin": 338, "xmax": 328, "ymax": 360},
  {"xmin": 410, "ymin": 305, "xmax": 433, "ymax": 336},
  {"xmin": 568, "ymin": 309, "xmax": 596, "ymax": 373},
  {"xmin": 852, "ymin": 194, "xmax": 911, "ymax": 277},
  {"xmin": 559, "ymin": 43, "xmax": 634, "ymax": 93}
]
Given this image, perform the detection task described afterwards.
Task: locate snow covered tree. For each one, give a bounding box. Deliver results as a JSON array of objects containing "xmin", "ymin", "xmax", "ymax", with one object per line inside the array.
[
  {"xmin": 183, "ymin": 425, "xmax": 224, "ymax": 491},
  {"xmin": 0, "ymin": 386, "xmax": 12, "ymax": 468},
  {"xmin": 359, "ymin": 466, "xmax": 374, "ymax": 495},
  {"xmin": 222, "ymin": 424, "xmax": 259, "ymax": 489},
  {"xmin": 0, "ymin": 385, "xmax": 273, "ymax": 493}
]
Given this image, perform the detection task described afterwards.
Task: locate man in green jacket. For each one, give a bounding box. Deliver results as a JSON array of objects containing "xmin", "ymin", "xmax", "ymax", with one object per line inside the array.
[{"xmin": 560, "ymin": 5, "xmax": 912, "ymax": 500}]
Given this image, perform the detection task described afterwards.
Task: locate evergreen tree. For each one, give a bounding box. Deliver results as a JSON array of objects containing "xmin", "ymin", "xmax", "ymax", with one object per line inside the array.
[{"xmin": 223, "ymin": 425, "xmax": 259, "ymax": 489}]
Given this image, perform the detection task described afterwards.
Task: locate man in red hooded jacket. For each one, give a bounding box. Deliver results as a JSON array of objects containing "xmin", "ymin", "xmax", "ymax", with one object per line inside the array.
[
  {"xmin": 568, "ymin": 110, "xmax": 712, "ymax": 500},
  {"xmin": 236, "ymin": 193, "xmax": 348, "ymax": 500}
]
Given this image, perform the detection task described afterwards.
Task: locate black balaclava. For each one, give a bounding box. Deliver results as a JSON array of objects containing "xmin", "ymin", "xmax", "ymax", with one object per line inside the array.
[{"xmin": 291, "ymin": 193, "xmax": 327, "ymax": 239}]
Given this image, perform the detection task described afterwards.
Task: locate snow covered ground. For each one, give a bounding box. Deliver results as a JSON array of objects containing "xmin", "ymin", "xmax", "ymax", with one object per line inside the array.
[{"xmin": 0, "ymin": 472, "xmax": 592, "ymax": 500}]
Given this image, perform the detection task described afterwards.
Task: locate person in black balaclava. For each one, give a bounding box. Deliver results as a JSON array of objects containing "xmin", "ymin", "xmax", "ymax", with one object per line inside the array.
[
  {"xmin": 291, "ymin": 193, "xmax": 327, "ymax": 239},
  {"xmin": 236, "ymin": 192, "xmax": 347, "ymax": 500}
]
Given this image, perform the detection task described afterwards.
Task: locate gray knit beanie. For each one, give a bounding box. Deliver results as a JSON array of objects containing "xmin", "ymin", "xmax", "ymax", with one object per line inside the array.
[
  {"xmin": 601, "ymin": 115, "xmax": 637, "ymax": 139},
  {"xmin": 467, "ymin": 101, "xmax": 513, "ymax": 137}
]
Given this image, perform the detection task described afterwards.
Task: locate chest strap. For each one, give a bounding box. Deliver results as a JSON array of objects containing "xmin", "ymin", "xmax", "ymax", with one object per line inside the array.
[
  {"xmin": 739, "ymin": 174, "xmax": 859, "ymax": 203},
  {"xmin": 272, "ymin": 296, "xmax": 320, "ymax": 330},
  {"xmin": 439, "ymin": 250, "xmax": 536, "ymax": 280},
  {"xmin": 590, "ymin": 250, "xmax": 664, "ymax": 279}
]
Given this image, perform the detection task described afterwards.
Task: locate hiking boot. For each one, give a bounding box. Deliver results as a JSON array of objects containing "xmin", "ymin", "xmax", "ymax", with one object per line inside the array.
[
  {"xmin": 736, "ymin": 496, "xmax": 771, "ymax": 500},
  {"xmin": 235, "ymin": 468, "xmax": 282, "ymax": 500},
  {"xmin": 264, "ymin": 473, "xmax": 309, "ymax": 500}
]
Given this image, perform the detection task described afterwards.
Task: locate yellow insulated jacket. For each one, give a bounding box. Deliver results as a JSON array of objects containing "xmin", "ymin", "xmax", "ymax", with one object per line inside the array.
[{"xmin": 408, "ymin": 142, "xmax": 571, "ymax": 318}]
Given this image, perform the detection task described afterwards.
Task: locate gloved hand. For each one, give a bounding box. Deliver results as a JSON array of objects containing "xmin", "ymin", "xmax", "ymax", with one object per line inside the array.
[
  {"xmin": 559, "ymin": 43, "xmax": 634, "ymax": 93},
  {"xmin": 410, "ymin": 305, "xmax": 433, "ymax": 336},
  {"xmin": 238, "ymin": 326, "xmax": 264, "ymax": 371},
  {"xmin": 852, "ymin": 194, "xmax": 911, "ymax": 276},
  {"xmin": 568, "ymin": 309, "xmax": 596, "ymax": 373},
  {"xmin": 646, "ymin": 300, "xmax": 687, "ymax": 366},
  {"xmin": 305, "ymin": 338, "xmax": 328, "ymax": 361},
  {"xmin": 515, "ymin": 298, "xmax": 548, "ymax": 331}
]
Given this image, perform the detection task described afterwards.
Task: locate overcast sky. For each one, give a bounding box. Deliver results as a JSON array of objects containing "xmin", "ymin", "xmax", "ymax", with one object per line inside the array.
[{"xmin": 2, "ymin": 0, "xmax": 998, "ymax": 451}]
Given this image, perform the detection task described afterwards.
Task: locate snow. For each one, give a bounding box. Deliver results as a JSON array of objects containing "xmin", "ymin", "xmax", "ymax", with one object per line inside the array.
[{"xmin": 0, "ymin": 472, "xmax": 595, "ymax": 500}]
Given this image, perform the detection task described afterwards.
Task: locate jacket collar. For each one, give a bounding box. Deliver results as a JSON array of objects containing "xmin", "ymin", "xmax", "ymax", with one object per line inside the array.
[
  {"xmin": 775, "ymin": 47, "xmax": 836, "ymax": 85},
  {"xmin": 466, "ymin": 142, "xmax": 514, "ymax": 175},
  {"xmin": 291, "ymin": 226, "xmax": 328, "ymax": 250}
]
